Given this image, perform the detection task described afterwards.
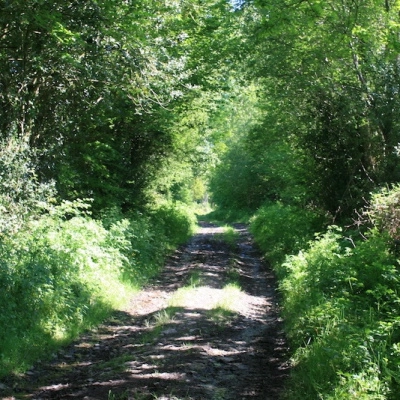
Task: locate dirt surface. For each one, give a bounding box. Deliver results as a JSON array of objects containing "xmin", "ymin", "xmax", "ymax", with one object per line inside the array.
[{"xmin": 2, "ymin": 222, "xmax": 290, "ymax": 400}]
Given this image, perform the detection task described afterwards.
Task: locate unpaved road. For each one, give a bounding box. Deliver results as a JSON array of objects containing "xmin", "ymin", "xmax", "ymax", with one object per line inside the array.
[{"xmin": 2, "ymin": 222, "xmax": 289, "ymax": 399}]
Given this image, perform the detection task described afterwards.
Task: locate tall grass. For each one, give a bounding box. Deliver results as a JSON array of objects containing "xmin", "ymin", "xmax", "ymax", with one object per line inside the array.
[{"xmin": 0, "ymin": 200, "xmax": 195, "ymax": 377}]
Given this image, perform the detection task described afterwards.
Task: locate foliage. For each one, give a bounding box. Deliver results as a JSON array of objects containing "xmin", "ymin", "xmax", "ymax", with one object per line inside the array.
[
  {"xmin": 5, "ymin": 0, "xmax": 400, "ymax": 398},
  {"xmin": 250, "ymin": 202, "xmax": 326, "ymax": 267},
  {"xmin": 0, "ymin": 0, "xmax": 241, "ymax": 214},
  {"xmin": 208, "ymin": 87, "xmax": 319, "ymax": 219},
  {"xmin": 237, "ymin": 0, "xmax": 400, "ymax": 219},
  {"xmin": 207, "ymin": 86, "xmax": 269, "ymax": 213},
  {"xmin": 278, "ymin": 226, "xmax": 400, "ymax": 399},
  {"xmin": 210, "ymin": 140, "xmax": 265, "ymax": 211},
  {"xmin": 0, "ymin": 136, "xmax": 55, "ymax": 235},
  {"xmin": 366, "ymin": 184, "xmax": 400, "ymax": 240},
  {"xmin": 0, "ymin": 0, "xmax": 238, "ymax": 381},
  {"xmin": 0, "ymin": 200, "xmax": 195, "ymax": 377},
  {"xmin": 150, "ymin": 202, "xmax": 197, "ymax": 247},
  {"xmin": 221, "ymin": 226, "xmax": 240, "ymax": 252}
]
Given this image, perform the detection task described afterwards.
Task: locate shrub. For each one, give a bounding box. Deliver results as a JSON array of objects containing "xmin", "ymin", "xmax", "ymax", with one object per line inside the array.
[
  {"xmin": 0, "ymin": 200, "xmax": 196, "ymax": 377},
  {"xmin": 0, "ymin": 206, "xmax": 132, "ymax": 375},
  {"xmin": 0, "ymin": 136, "xmax": 55, "ymax": 236},
  {"xmin": 366, "ymin": 184, "xmax": 400, "ymax": 240},
  {"xmin": 250, "ymin": 202, "xmax": 325, "ymax": 268},
  {"xmin": 150, "ymin": 201, "xmax": 196, "ymax": 247},
  {"xmin": 281, "ymin": 227, "xmax": 400, "ymax": 399}
]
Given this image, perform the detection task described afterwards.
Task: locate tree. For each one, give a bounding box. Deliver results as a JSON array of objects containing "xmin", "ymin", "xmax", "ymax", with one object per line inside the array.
[
  {"xmin": 236, "ymin": 0, "xmax": 400, "ymax": 218},
  {"xmin": 0, "ymin": 0, "xmax": 242, "ymax": 213}
]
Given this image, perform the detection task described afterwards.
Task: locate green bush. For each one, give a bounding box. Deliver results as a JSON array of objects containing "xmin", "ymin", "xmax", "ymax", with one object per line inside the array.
[
  {"xmin": 366, "ymin": 184, "xmax": 400, "ymax": 240},
  {"xmin": 0, "ymin": 200, "xmax": 196, "ymax": 377},
  {"xmin": 0, "ymin": 136, "xmax": 55, "ymax": 236},
  {"xmin": 280, "ymin": 227, "xmax": 400, "ymax": 399},
  {"xmin": 150, "ymin": 202, "xmax": 197, "ymax": 247},
  {"xmin": 0, "ymin": 208, "xmax": 131, "ymax": 375},
  {"xmin": 250, "ymin": 202, "xmax": 325, "ymax": 268},
  {"xmin": 203, "ymin": 207, "xmax": 253, "ymax": 224}
]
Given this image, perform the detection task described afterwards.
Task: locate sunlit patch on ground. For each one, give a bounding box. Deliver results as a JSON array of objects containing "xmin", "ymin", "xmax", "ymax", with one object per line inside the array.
[{"xmin": 6, "ymin": 223, "xmax": 289, "ymax": 399}]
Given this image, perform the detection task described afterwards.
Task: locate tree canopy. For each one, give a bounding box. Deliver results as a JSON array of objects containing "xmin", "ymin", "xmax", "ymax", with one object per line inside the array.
[
  {"xmin": 2, "ymin": 0, "xmax": 400, "ymax": 222},
  {"xmin": 209, "ymin": 0, "xmax": 400, "ymax": 220},
  {"xmin": 0, "ymin": 0, "xmax": 239, "ymax": 214},
  {"xmin": 4, "ymin": 1, "xmax": 400, "ymax": 398}
]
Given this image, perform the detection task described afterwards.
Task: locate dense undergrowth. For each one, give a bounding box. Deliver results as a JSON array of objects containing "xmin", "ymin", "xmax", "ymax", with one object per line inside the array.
[
  {"xmin": 250, "ymin": 189, "xmax": 400, "ymax": 399},
  {"xmin": 0, "ymin": 199, "xmax": 196, "ymax": 378}
]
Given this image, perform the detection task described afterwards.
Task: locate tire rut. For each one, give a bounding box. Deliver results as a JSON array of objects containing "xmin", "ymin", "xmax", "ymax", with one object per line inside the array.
[{"xmin": 2, "ymin": 222, "xmax": 290, "ymax": 400}]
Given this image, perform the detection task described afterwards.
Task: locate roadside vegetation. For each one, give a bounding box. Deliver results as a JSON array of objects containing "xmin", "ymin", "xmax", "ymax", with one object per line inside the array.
[
  {"xmin": 0, "ymin": 0, "xmax": 220, "ymax": 380},
  {"xmin": 2, "ymin": 0, "xmax": 400, "ymax": 398},
  {"xmin": 0, "ymin": 193, "xmax": 195, "ymax": 378},
  {"xmin": 213, "ymin": 170, "xmax": 400, "ymax": 398},
  {"xmin": 207, "ymin": 1, "xmax": 400, "ymax": 398},
  {"xmin": 0, "ymin": 125, "xmax": 197, "ymax": 379},
  {"xmin": 246, "ymin": 193, "xmax": 400, "ymax": 399}
]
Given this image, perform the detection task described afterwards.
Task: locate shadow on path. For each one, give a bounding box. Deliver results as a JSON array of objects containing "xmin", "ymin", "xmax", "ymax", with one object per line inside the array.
[{"xmin": 2, "ymin": 222, "xmax": 290, "ymax": 400}]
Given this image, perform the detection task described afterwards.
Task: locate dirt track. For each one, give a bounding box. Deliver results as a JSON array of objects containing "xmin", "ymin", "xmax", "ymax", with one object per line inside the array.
[{"xmin": 2, "ymin": 222, "xmax": 289, "ymax": 399}]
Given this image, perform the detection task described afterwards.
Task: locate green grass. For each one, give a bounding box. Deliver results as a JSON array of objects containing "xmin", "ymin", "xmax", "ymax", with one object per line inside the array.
[
  {"xmin": 215, "ymin": 282, "xmax": 243, "ymax": 310},
  {"xmin": 140, "ymin": 307, "xmax": 180, "ymax": 344},
  {"xmin": 200, "ymin": 208, "xmax": 252, "ymax": 224},
  {"xmin": 152, "ymin": 308, "xmax": 176, "ymax": 326},
  {"xmin": 226, "ymin": 258, "xmax": 241, "ymax": 286},
  {"xmin": 92, "ymin": 354, "xmax": 134, "ymax": 373},
  {"xmin": 213, "ymin": 225, "xmax": 240, "ymax": 250},
  {"xmin": 205, "ymin": 283, "xmax": 242, "ymax": 330},
  {"xmin": 206, "ymin": 306, "xmax": 237, "ymax": 326},
  {"xmin": 222, "ymin": 226, "xmax": 240, "ymax": 251},
  {"xmin": 107, "ymin": 390, "xmax": 131, "ymax": 400},
  {"xmin": 184, "ymin": 269, "xmax": 203, "ymax": 288},
  {"xmin": 248, "ymin": 200, "xmax": 400, "ymax": 398}
]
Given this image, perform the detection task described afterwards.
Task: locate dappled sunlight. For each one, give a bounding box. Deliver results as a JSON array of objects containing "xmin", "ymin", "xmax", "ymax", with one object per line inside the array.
[
  {"xmin": 10, "ymin": 223, "xmax": 288, "ymax": 399},
  {"xmin": 168, "ymin": 285, "xmax": 266, "ymax": 318}
]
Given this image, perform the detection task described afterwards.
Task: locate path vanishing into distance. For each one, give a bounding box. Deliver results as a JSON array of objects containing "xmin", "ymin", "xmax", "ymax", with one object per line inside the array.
[{"xmin": 3, "ymin": 222, "xmax": 290, "ymax": 400}]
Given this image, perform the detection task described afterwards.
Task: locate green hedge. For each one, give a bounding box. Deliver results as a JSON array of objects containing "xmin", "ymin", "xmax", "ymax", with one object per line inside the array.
[
  {"xmin": 0, "ymin": 200, "xmax": 195, "ymax": 377},
  {"xmin": 250, "ymin": 199, "xmax": 400, "ymax": 398},
  {"xmin": 250, "ymin": 202, "xmax": 324, "ymax": 268}
]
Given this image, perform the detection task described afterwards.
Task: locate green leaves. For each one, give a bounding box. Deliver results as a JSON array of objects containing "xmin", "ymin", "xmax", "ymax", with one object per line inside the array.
[
  {"xmin": 366, "ymin": 185, "xmax": 400, "ymax": 240},
  {"xmin": 0, "ymin": 0, "xmax": 243, "ymax": 214},
  {"xmin": 0, "ymin": 199, "xmax": 196, "ymax": 377},
  {"xmin": 237, "ymin": 0, "xmax": 400, "ymax": 218},
  {"xmin": 266, "ymin": 218, "xmax": 400, "ymax": 398},
  {"xmin": 0, "ymin": 136, "xmax": 55, "ymax": 236}
]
